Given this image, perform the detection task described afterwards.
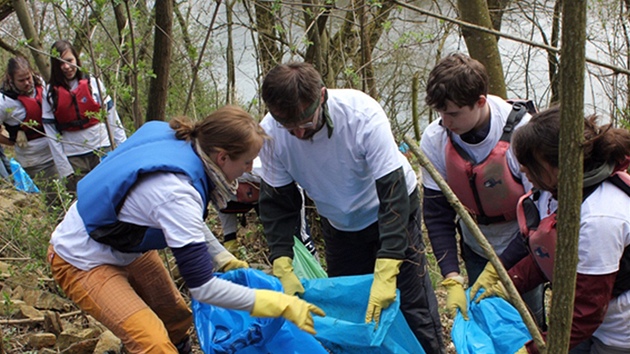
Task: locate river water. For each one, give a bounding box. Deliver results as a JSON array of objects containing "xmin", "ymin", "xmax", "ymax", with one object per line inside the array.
[{"xmin": 203, "ymin": 0, "xmax": 627, "ymax": 125}]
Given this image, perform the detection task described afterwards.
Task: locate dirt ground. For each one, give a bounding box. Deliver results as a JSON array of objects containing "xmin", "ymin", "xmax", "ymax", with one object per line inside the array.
[{"xmin": 0, "ymin": 187, "xmax": 458, "ymax": 353}]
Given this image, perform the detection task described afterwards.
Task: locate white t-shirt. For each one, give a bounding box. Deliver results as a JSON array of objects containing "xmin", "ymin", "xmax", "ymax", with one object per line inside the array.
[
  {"xmin": 51, "ymin": 173, "xmax": 218, "ymax": 270},
  {"xmin": 537, "ymin": 183, "xmax": 630, "ymax": 348},
  {"xmin": 0, "ymin": 86, "xmax": 55, "ymax": 169},
  {"xmin": 50, "ymin": 171, "xmax": 256, "ymax": 310},
  {"xmin": 259, "ymin": 88, "xmax": 417, "ymax": 231},
  {"xmin": 420, "ymin": 95, "xmax": 533, "ymax": 256},
  {"xmin": 42, "ymin": 77, "xmax": 127, "ymax": 176}
]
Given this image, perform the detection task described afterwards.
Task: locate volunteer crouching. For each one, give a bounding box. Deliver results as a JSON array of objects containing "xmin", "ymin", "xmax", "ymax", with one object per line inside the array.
[{"xmin": 47, "ymin": 106, "xmax": 324, "ymax": 354}]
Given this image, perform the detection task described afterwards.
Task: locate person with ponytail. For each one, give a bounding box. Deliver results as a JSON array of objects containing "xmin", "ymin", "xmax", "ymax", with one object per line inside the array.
[
  {"xmin": 47, "ymin": 106, "xmax": 324, "ymax": 353},
  {"xmin": 0, "ymin": 56, "xmax": 61, "ymax": 183},
  {"xmin": 42, "ymin": 40, "xmax": 127, "ymax": 189},
  {"xmin": 471, "ymin": 105, "xmax": 630, "ymax": 354}
]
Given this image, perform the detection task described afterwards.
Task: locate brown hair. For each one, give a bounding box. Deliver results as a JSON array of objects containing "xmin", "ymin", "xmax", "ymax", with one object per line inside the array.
[
  {"xmin": 49, "ymin": 40, "xmax": 84, "ymax": 89},
  {"xmin": 425, "ymin": 52, "xmax": 489, "ymax": 111},
  {"xmin": 1, "ymin": 56, "xmax": 43, "ymax": 92},
  {"xmin": 512, "ymin": 105, "xmax": 630, "ymax": 187},
  {"xmin": 261, "ymin": 62, "xmax": 322, "ymax": 125},
  {"xmin": 169, "ymin": 105, "xmax": 268, "ymax": 159},
  {"xmin": 47, "ymin": 40, "xmax": 84, "ymax": 110}
]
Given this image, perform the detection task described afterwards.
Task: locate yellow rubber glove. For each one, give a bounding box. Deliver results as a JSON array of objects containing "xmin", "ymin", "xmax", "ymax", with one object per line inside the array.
[
  {"xmin": 214, "ymin": 250, "xmax": 249, "ymax": 272},
  {"xmin": 220, "ymin": 258, "xmax": 249, "ymax": 272},
  {"xmin": 442, "ymin": 275, "xmax": 469, "ymax": 320},
  {"xmin": 251, "ymin": 289, "xmax": 325, "ymax": 335},
  {"xmin": 475, "ymin": 279, "xmax": 508, "ymax": 303},
  {"xmin": 515, "ymin": 346, "xmax": 528, "ymax": 354},
  {"xmin": 272, "ymin": 256, "xmax": 305, "ymax": 296},
  {"xmin": 223, "ymin": 239, "xmax": 240, "ymax": 254},
  {"xmin": 365, "ymin": 258, "xmax": 402, "ymax": 326},
  {"xmin": 470, "ymin": 262, "xmax": 500, "ymax": 302}
]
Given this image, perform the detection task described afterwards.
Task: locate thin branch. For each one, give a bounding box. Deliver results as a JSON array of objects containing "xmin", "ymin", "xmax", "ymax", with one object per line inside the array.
[
  {"xmin": 402, "ymin": 135, "xmax": 547, "ymax": 352},
  {"xmin": 183, "ymin": 0, "xmax": 222, "ymax": 115},
  {"xmin": 392, "ymin": 0, "xmax": 630, "ymax": 76}
]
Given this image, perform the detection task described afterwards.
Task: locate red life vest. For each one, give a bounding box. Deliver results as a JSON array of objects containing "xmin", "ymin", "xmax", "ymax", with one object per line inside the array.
[
  {"xmin": 1, "ymin": 86, "xmax": 45, "ymax": 141},
  {"xmin": 445, "ymin": 103, "xmax": 528, "ymax": 224},
  {"xmin": 518, "ymin": 171, "xmax": 630, "ymax": 297},
  {"xmin": 53, "ymin": 78, "xmax": 101, "ymax": 132}
]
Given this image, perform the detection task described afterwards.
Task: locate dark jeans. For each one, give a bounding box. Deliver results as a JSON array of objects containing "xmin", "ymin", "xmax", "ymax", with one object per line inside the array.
[
  {"xmin": 462, "ymin": 241, "xmax": 546, "ymax": 329},
  {"xmin": 0, "ymin": 145, "xmax": 10, "ymax": 179},
  {"xmin": 66, "ymin": 148, "xmax": 110, "ymax": 193},
  {"xmin": 24, "ymin": 159, "xmax": 62, "ymax": 208},
  {"xmin": 321, "ymin": 208, "xmax": 445, "ymax": 354}
]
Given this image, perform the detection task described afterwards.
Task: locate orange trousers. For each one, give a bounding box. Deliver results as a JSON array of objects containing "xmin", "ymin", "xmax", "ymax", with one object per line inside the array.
[{"xmin": 48, "ymin": 246, "xmax": 192, "ymax": 353}]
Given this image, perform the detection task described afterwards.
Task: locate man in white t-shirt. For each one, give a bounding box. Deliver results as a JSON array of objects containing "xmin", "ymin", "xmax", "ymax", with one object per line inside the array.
[{"xmin": 258, "ymin": 62, "xmax": 444, "ymax": 354}]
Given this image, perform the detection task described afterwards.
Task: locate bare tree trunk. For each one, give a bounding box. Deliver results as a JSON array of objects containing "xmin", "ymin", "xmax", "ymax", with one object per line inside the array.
[
  {"xmin": 623, "ymin": 0, "xmax": 630, "ymax": 114},
  {"xmin": 302, "ymin": 0, "xmax": 330, "ymax": 75},
  {"xmin": 174, "ymin": 2, "xmax": 195, "ymax": 71},
  {"xmin": 183, "ymin": 0, "xmax": 221, "ymax": 116},
  {"xmin": 226, "ymin": 0, "xmax": 236, "ymax": 105},
  {"xmin": 0, "ymin": 0, "xmax": 13, "ymax": 22},
  {"xmin": 456, "ymin": 0, "xmax": 507, "ymax": 98},
  {"xmin": 358, "ymin": 0, "xmax": 377, "ymax": 99},
  {"xmin": 549, "ymin": 0, "xmax": 562, "ymax": 104},
  {"xmin": 548, "ymin": 1, "xmax": 587, "ymax": 353},
  {"xmin": 11, "ymin": 0, "xmax": 50, "ymax": 80},
  {"xmin": 146, "ymin": 0, "xmax": 173, "ymax": 122},
  {"xmin": 72, "ymin": 4, "xmax": 103, "ymax": 56},
  {"xmin": 411, "ymin": 72, "xmax": 421, "ymax": 140},
  {"xmin": 486, "ymin": 0, "xmax": 511, "ymax": 33},
  {"xmin": 251, "ymin": 0, "xmax": 281, "ymax": 78},
  {"xmin": 121, "ymin": 0, "xmax": 143, "ymax": 129}
]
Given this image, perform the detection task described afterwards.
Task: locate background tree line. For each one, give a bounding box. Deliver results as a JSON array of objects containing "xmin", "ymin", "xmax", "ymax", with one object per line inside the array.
[{"xmin": 0, "ymin": 0, "xmax": 628, "ymax": 136}]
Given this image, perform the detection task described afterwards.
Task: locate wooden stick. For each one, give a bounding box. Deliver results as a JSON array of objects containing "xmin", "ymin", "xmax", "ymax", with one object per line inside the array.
[
  {"xmin": 403, "ymin": 135, "xmax": 546, "ymax": 352},
  {"xmin": 0, "ymin": 310, "xmax": 82, "ymax": 325}
]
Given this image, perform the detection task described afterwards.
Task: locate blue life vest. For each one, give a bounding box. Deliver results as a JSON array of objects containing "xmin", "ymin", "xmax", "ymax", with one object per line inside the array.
[{"xmin": 76, "ymin": 121, "xmax": 213, "ymax": 252}]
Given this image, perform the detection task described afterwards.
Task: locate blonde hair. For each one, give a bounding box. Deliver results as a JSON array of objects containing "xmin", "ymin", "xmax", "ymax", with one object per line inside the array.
[{"xmin": 169, "ymin": 105, "xmax": 268, "ymax": 159}]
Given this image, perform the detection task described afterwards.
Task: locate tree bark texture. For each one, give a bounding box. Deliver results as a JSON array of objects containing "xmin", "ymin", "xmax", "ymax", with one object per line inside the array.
[
  {"xmin": 251, "ymin": 0, "xmax": 281, "ymax": 79},
  {"xmin": 548, "ymin": 1, "xmax": 587, "ymax": 353},
  {"xmin": 549, "ymin": 0, "xmax": 562, "ymax": 105},
  {"xmin": 456, "ymin": 0, "xmax": 507, "ymax": 98},
  {"xmin": 12, "ymin": 0, "xmax": 50, "ymax": 80},
  {"xmin": 226, "ymin": 0, "xmax": 236, "ymax": 105},
  {"xmin": 146, "ymin": 0, "xmax": 173, "ymax": 122}
]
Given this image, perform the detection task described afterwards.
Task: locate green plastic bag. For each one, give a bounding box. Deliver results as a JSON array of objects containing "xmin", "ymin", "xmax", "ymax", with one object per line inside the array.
[{"xmin": 292, "ymin": 236, "xmax": 327, "ymax": 279}]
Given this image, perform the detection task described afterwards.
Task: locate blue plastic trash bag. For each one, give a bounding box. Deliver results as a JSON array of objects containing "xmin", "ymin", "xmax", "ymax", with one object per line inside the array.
[
  {"xmin": 451, "ymin": 289, "xmax": 532, "ymax": 354},
  {"xmin": 192, "ymin": 268, "xmax": 327, "ymax": 354},
  {"xmin": 9, "ymin": 158, "xmax": 39, "ymax": 193},
  {"xmin": 301, "ymin": 274, "xmax": 426, "ymax": 354}
]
